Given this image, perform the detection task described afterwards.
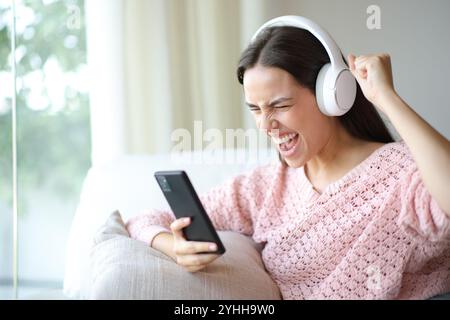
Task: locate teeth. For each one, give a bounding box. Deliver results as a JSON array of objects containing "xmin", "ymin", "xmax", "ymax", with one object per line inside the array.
[{"xmin": 272, "ymin": 133, "xmax": 297, "ymax": 145}]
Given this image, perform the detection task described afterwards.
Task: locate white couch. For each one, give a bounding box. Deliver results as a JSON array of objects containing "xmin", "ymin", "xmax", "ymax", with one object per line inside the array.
[{"xmin": 63, "ymin": 148, "xmax": 278, "ymax": 299}]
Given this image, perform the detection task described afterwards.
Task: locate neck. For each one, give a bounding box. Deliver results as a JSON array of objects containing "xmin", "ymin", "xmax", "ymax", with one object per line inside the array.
[{"xmin": 305, "ymin": 122, "xmax": 363, "ymax": 185}]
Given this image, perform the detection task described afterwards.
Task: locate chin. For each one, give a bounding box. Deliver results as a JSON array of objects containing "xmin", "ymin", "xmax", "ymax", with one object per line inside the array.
[
  {"xmin": 283, "ymin": 158, "xmax": 305, "ymax": 168},
  {"xmin": 279, "ymin": 151, "xmax": 306, "ymax": 167}
]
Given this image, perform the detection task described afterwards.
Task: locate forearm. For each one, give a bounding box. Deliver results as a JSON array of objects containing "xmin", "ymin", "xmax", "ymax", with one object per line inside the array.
[{"xmin": 380, "ymin": 92, "xmax": 450, "ymax": 215}]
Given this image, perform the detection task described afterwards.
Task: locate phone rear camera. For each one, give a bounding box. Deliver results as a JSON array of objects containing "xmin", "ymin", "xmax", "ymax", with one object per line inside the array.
[{"xmin": 157, "ymin": 176, "xmax": 172, "ymax": 192}]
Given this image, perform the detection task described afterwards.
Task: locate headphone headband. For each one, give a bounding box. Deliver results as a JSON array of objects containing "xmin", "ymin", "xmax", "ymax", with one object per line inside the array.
[
  {"xmin": 251, "ymin": 15, "xmax": 347, "ymax": 73},
  {"xmin": 249, "ymin": 15, "xmax": 357, "ymax": 116}
]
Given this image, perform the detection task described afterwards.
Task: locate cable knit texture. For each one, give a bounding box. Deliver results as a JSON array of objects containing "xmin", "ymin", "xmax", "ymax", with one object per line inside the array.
[{"xmin": 126, "ymin": 141, "xmax": 450, "ymax": 299}]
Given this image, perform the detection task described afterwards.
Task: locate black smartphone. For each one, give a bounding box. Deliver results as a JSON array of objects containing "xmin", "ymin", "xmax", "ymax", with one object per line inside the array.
[{"xmin": 154, "ymin": 170, "xmax": 226, "ymax": 254}]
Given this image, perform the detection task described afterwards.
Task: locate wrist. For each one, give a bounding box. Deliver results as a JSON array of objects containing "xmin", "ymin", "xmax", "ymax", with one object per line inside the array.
[
  {"xmin": 373, "ymin": 89, "xmax": 399, "ymax": 112},
  {"xmin": 151, "ymin": 232, "xmax": 175, "ymax": 259}
]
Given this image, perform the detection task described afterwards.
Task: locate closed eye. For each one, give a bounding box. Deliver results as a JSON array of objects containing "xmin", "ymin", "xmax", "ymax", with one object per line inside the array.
[
  {"xmin": 247, "ymin": 104, "xmax": 293, "ymax": 112},
  {"xmin": 246, "ymin": 97, "xmax": 294, "ymax": 112},
  {"xmin": 247, "ymin": 103, "xmax": 260, "ymax": 111},
  {"xmin": 273, "ymin": 105, "xmax": 293, "ymax": 109}
]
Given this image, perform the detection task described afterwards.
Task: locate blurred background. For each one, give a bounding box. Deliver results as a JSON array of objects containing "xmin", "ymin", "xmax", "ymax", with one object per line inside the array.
[{"xmin": 0, "ymin": 0, "xmax": 449, "ymax": 299}]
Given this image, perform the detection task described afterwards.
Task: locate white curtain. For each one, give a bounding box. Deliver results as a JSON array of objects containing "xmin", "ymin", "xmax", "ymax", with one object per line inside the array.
[{"xmin": 85, "ymin": 0, "xmax": 284, "ymax": 166}]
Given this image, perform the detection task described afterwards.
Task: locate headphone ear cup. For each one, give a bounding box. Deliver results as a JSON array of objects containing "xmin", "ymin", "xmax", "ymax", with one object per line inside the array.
[
  {"xmin": 315, "ymin": 64, "xmax": 357, "ymax": 116},
  {"xmin": 335, "ymin": 69, "xmax": 356, "ymax": 114},
  {"xmin": 315, "ymin": 63, "xmax": 337, "ymax": 116}
]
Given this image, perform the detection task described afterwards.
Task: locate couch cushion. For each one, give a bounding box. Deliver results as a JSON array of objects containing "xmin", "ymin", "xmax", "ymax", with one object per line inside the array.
[{"xmin": 89, "ymin": 211, "xmax": 282, "ymax": 300}]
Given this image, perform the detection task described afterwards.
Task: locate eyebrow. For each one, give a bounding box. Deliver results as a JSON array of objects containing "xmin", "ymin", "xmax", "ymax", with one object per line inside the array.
[{"xmin": 246, "ymin": 97, "xmax": 293, "ymax": 109}]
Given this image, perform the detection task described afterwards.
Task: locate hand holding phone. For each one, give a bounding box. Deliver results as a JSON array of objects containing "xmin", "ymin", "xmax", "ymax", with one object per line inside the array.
[
  {"xmin": 167, "ymin": 216, "xmax": 222, "ymax": 273},
  {"xmin": 154, "ymin": 170, "xmax": 226, "ymax": 272}
]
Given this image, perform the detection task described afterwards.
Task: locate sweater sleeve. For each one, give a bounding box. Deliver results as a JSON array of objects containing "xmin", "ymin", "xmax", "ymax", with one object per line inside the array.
[
  {"xmin": 125, "ymin": 165, "xmax": 273, "ymax": 247},
  {"xmin": 398, "ymin": 167, "xmax": 450, "ymax": 242}
]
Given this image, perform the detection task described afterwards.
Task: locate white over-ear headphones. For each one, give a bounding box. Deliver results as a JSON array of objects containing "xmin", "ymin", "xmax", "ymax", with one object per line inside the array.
[{"xmin": 251, "ymin": 15, "xmax": 357, "ymax": 116}]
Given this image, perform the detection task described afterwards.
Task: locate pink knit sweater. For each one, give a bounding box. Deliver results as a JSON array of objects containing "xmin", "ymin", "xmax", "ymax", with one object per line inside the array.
[{"xmin": 126, "ymin": 141, "xmax": 450, "ymax": 299}]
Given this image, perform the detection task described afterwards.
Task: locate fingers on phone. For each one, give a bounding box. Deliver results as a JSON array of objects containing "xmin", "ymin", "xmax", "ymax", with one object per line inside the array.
[
  {"xmin": 174, "ymin": 241, "xmax": 217, "ymax": 255},
  {"xmin": 171, "ymin": 217, "xmax": 190, "ymax": 230},
  {"xmin": 176, "ymin": 253, "xmax": 219, "ymax": 268},
  {"xmin": 170, "ymin": 217, "xmax": 190, "ymax": 239}
]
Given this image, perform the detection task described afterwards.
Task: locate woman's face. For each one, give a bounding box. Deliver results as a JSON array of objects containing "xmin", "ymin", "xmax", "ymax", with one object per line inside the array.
[{"xmin": 243, "ymin": 64, "xmax": 336, "ymax": 168}]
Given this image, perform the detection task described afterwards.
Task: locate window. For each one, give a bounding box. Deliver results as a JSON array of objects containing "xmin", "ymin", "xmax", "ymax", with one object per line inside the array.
[{"xmin": 0, "ymin": 0, "xmax": 91, "ymax": 298}]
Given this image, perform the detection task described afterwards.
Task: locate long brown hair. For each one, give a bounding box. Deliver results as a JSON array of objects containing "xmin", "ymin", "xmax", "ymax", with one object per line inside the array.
[{"xmin": 237, "ymin": 26, "xmax": 394, "ymax": 163}]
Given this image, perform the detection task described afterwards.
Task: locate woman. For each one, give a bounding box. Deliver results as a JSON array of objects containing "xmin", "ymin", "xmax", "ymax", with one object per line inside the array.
[{"xmin": 126, "ymin": 26, "xmax": 450, "ymax": 299}]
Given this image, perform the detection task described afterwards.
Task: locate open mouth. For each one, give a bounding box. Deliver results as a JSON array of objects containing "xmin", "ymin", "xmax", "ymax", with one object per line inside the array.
[{"xmin": 271, "ymin": 132, "xmax": 300, "ymax": 157}]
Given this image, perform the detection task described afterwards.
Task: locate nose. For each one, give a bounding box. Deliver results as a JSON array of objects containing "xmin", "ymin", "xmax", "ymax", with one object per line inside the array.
[{"xmin": 258, "ymin": 114, "xmax": 279, "ymax": 135}]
